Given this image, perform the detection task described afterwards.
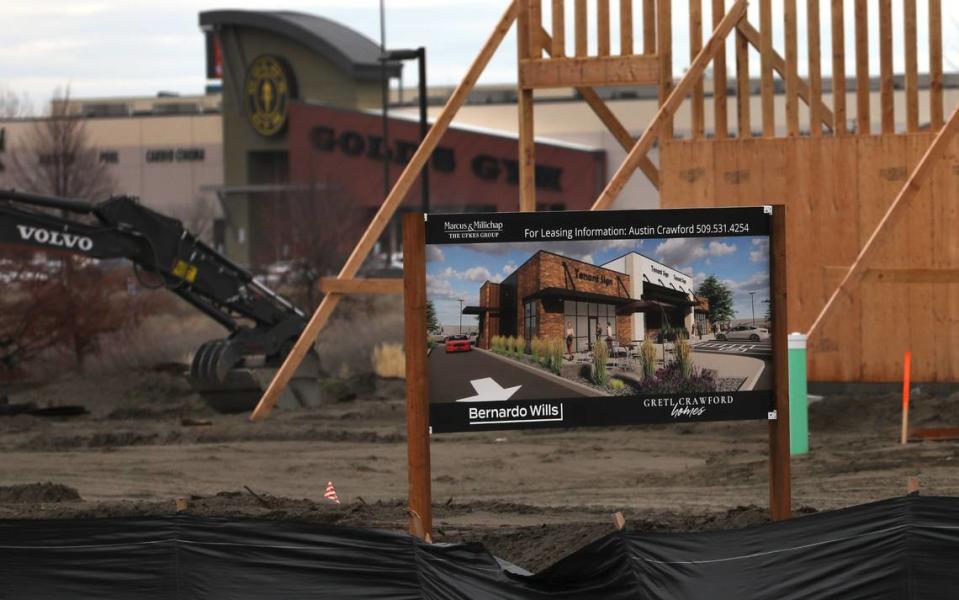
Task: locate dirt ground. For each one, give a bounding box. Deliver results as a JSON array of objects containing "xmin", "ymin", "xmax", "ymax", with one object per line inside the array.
[{"xmin": 2, "ymin": 368, "xmax": 959, "ymax": 571}]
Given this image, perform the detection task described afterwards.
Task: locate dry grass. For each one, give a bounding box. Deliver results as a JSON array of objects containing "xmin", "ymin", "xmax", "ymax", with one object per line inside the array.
[
  {"xmin": 372, "ymin": 343, "xmax": 406, "ymax": 379},
  {"xmin": 314, "ymin": 296, "xmax": 404, "ymax": 377}
]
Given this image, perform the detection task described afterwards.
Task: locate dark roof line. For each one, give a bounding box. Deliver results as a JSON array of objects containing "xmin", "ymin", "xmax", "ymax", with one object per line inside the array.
[{"xmin": 199, "ymin": 10, "xmax": 401, "ymax": 81}]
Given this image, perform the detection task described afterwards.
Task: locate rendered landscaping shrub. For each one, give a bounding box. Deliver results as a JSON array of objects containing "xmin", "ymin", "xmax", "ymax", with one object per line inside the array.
[
  {"xmin": 591, "ymin": 341, "xmax": 610, "ymax": 387},
  {"xmin": 638, "ymin": 338, "xmax": 657, "ymax": 380},
  {"xmin": 635, "ymin": 362, "xmax": 718, "ymax": 394},
  {"xmin": 674, "ymin": 334, "xmax": 692, "ymax": 378},
  {"xmin": 545, "ymin": 337, "xmax": 564, "ymax": 374},
  {"xmin": 530, "ymin": 337, "xmax": 545, "ymax": 363}
]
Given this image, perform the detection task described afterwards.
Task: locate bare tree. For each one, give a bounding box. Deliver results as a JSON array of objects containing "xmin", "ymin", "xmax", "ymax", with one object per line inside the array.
[
  {"xmin": 257, "ymin": 183, "xmax": 366, "ymax": 309},
  {"xmin": 8, "ymin": 87, "xmax": 113, "ymax": 199},
  {"xmin": 1, "ymin": 87, "xmax": 128, "ymax": 374},
  {"xmin": 167, "ymin": 193, "xmax": 221, "ymax": 243},
  {"xmin": 0, "ymin": 86, "xmax": 32, "ymax": 118}
]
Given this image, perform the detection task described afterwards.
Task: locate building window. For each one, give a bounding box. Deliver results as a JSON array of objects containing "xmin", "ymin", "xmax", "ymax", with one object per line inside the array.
[
  {"xmin": 563, "ymin": 300, "xmax": 616, "ymax": 352},
  {"xmin": 524, "ymin": 301, "xmax": 538, "ymax": 342}
]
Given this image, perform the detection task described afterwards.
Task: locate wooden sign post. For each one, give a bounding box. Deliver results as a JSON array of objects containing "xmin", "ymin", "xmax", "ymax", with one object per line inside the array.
[
  {"xmin": 403, "ymin": 213, "xmax": 432, "ymax": 537},
  {"xmin": 769, "ymin": 205, "xmax": 791, "ymax": 521}
]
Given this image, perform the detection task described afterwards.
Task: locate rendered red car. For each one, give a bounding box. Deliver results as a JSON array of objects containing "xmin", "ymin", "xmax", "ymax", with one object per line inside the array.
[{"xmin": 445, "ymin": 334, "xmax": 471, "ymax": 353}]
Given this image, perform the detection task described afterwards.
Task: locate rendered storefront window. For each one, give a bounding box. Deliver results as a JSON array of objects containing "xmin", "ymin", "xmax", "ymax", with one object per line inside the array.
[
  {"xmin": 524, "ymin": 301, "xmax": 538, "ymax": 342},
  {"xmin": 563, "ymin": 300, "xmax": 616, "ymax": 352}
]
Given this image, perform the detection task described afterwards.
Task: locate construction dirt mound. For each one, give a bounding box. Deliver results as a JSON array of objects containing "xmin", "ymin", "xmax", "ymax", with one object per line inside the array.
[{"xmin": 0, "ymin": 482, "xmax": 82, "ymax": 504}]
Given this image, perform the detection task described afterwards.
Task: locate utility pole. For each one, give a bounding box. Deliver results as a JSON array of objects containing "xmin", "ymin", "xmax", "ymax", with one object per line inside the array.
[
  {"xmin": 379, "ymin": 0, "xmax": 392, "ymax": 267},
  {"xmin": 749, "ymin": 291, "xmax": 756, "ymax": 325},
  {"xmin": 458, "ymin": 298, "xmax": 464, "ymax": 333}
]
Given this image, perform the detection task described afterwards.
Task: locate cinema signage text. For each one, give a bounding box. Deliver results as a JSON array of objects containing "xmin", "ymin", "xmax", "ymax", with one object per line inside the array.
[
  {"xmin": 146, "ymin": 148, "xmax": 206, "ymax": 163},
  {"xmin": 309, "ymin": 125, "xmax": 564, "ymax": 191}
]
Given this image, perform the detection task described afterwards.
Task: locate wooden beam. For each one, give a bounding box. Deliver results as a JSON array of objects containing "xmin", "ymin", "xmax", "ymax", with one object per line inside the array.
[
  {"xmin": 713, "ymin": 0, "xmax": 728, "ymax": 139},
  {"xmin": 552, "ymin": 0, "xmax": 565, "ymax": 56},
  {"xmin": 930, "ymin": 0, "xmax": 943, "ymax": 129},
  {"xmin": 580, "ymin": 87, "xmax": 660, "ymax": 188},
  {"xmin": 854, "ymin": 0, "xmax": 870, "ymax": 135},
  {"xmin": 250, "ymin": 1, "xmax": 519, "ymax": 421},
  {"xmin": 518, "ymin": 0, "xmax": 536, "ymax": 212},
  {"xmin": 689, "ymin": 0, "xmax": 705, "ymax": 138},
  {"xmin": 769, "ymin": 205, "xmax": 791, "ymax": 521},
  {"xmin": 592, "ymin": 0, "xmax": 748, "ymax": 210},
  {"xmin": 737, "ymin": 21, "xmax": 835, "ymax": 131},
  {"xmin": 402, "ymin": 213, "xmax": 431, "ymax": 539},
  {"xmin": 879, "ymin": 0, "xmax": 894, "ymax": 134},
  {"xmin": 807, "ymin": 0, "xmax": 822, "ymax": 137},
  {"xmin": 736, "ymin": 25, "xmax": 751, "ymax": 138},
  {"xmin": 518, "ymin": 0, "xmax": 531, "ymax": 60},
  {"xmin": 760, "ymin": 0, "xmax": 774, "ymax": 137},
  {"xmin": 904, "ymin": 0, "xmax": 919, "ymax": 132},
  {"xmin": 318, "ymin": 277, "xmax": 403, "ymax": 294},
  {"xmin": 831, "ymin": 0, "xmax": 847, "ymax": 134},
  {"xmin": 539, "ymin": 27, "xmax": 660, "ymax": 189},
  {"xmin": 620, "ymin": 0, "xmax": 633, "ymax": 55},
  {"xmin": 784, "ymin": 0, "xmax": 799, "ymax": 136},
  {"xmin": 643, "ymin": 0, "xmax": 656, "ymax": 54},
  {"xmin": 575, "ymin": 0, "xmax": 587, "ymax": 57},
  {"xmin": 520, "ymin": 55, "xmax": 659, "ymax": 88},
  {"xmin": 807, "ymin": 104, "xmax": 959, "ymax": 338},
  {"xmin": 657, "ymin": 0, "xmax": 673, "ymax": 139},
  {"xmin": 530, "ymin": 0, "xmax": 544, "ymax": 58},
  {"xmin": 598, "ymin": 0, "xmax": 611, "ymax": 56}
]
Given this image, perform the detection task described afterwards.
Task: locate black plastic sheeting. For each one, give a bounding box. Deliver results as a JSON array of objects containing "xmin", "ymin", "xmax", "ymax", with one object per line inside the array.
[{"xmin": 2, "ymin": 495, "xmax": 958, "ymax": 599}]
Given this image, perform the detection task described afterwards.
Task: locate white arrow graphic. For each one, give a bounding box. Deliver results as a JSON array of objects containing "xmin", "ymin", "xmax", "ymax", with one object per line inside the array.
[{"xmin": 455, "ymin": 377, "xmax": 522, "ymax": 402}]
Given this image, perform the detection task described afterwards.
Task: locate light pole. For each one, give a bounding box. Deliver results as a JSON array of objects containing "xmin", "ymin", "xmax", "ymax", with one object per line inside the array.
[
  {"xmin": 457, "ymin": 298, "xmax": 464, "ymax": 333},
  {"xmin": 749, "ymin": 291, "xmax": 756, "ymax": 325},
  {"xmin": 381, "ymin": 47, "xmax": 429, "ymax": 213}
]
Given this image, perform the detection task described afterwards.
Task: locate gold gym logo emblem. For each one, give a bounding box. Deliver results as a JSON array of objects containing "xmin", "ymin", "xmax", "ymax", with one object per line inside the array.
[{"xmin": 245, "ymin": 55, "xmax": 295, "ymax": 137}]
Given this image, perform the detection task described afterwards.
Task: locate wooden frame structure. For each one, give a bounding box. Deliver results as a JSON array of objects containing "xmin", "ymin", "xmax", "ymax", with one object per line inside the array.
[
  {"xmin": 250, "ymin": 0, "xmax": 954, "ymax": 529},
  {"xmin": 253, "ymin": 0, "xmax": 759, "ymax": 421}
]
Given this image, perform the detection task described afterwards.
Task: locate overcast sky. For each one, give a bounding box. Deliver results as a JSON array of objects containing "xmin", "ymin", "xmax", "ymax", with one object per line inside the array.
[{"xmin": 4, "ymin": 0, "xmax": 956, "ymax": 113}]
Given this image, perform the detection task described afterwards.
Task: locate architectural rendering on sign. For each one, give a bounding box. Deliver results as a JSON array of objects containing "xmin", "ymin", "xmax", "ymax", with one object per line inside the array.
[{"xmin": 424, "ymin": 208, "xmax": 776, "ymax": 433}]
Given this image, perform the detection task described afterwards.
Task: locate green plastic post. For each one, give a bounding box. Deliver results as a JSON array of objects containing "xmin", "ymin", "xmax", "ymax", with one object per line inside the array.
[{"xmin": 788, "ymin": 333, "xmax": 809, "ymax": 455}]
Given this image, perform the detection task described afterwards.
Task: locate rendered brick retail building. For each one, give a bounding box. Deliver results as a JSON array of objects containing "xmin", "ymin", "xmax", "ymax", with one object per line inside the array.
[{"xmin": 467, "ymin": 250, "xmax": 710, "ymax": 352}]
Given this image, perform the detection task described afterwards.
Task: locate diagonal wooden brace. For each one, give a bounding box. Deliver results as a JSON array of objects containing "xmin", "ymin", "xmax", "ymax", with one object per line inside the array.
[{"xmin": 806, "ymin": 103, "xmax": 959, "ymax": 338}]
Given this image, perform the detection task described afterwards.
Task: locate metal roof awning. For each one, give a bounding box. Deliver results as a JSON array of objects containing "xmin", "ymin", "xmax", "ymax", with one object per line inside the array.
[
  {"xmin": 616, "ymin": 298, "xmax": 697, "ymax": 315},
  {"xmin": 524, "ymin": 287, "xmax": 632, "ymax": 305}
]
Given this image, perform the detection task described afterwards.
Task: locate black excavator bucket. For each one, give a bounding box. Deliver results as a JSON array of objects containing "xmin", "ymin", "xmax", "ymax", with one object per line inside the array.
[{"xmin": 189, "ymin": 339, "xmax": 321, "ymax": 414}]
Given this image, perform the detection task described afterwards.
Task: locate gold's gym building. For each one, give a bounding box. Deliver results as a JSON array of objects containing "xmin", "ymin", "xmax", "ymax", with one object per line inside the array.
[{"xmin": 200, "ymin": 10, "xmax": 605, "ymax": 266}]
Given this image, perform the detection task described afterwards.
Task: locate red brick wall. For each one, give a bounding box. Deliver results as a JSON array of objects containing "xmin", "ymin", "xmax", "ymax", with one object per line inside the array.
[
  {"xmin": 508, "ymin": 251, "xmax": 634, "ymax": 344},
  {"xmin": 478, "ymin": 282, "xmax": 501, "ymax": 349},
  {"xmin": 616, "ymin": 314, "xmax": 632, "ymax": 345}
]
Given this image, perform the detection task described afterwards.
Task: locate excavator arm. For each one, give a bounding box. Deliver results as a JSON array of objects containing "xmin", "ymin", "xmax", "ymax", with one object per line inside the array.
[{"xmin": 0, "ymin": 190, "xmax": 317, "ymax": 411}]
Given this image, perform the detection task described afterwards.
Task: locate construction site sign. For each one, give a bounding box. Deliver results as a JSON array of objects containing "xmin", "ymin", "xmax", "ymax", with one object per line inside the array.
[{"xmin": 420, "ymin": 207, "xmax": 777, "ymax": 433}]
